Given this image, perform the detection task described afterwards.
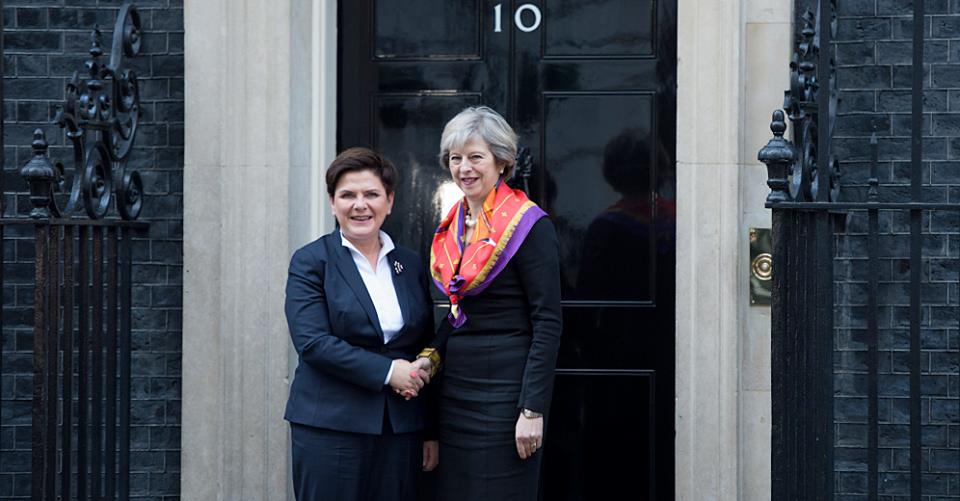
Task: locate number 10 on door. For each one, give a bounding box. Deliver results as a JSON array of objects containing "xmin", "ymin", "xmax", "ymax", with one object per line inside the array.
[{"xmin": 494, "ymin": 3, "xmax": 542, "ymax": 33}]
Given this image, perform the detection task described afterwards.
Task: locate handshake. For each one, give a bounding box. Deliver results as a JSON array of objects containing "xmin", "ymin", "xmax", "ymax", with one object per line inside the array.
[{"xmin": 388, "ymin": 358, "xmax": 434, "ymax": 400}]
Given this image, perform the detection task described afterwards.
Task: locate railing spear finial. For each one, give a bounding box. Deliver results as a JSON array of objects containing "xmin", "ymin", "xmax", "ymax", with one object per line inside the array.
[{"xmin": 759, "ymin": 110, "xmax": 794, "ymax": 205}]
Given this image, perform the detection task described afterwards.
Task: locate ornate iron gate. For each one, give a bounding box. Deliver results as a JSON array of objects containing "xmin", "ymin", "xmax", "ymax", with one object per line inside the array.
[
  {"xmin": 759, "ymin": 0, "xmax": 960, "ymax": 498},
  {"xmin": 1, "ymin": 3, "xmax": 149, "ymax": 499}
]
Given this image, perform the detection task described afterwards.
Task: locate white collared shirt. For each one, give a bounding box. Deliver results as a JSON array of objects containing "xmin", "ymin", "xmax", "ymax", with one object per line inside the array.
[{"xmin": 340, "ymin": 231, "xmax": 405, "ymax": 385}]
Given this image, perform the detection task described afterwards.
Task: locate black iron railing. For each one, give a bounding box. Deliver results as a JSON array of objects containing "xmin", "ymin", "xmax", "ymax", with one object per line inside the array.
[
  {"xmin": 1, "ymin": 3, "xmax": 148, "ymax": 499},
  {"xmin": 9, "ymin": 217, "xmax": 144, "ymax": 500},
  {"xmin": 759, "ymin": 0, "xmax": 959, "ymax": 499}
]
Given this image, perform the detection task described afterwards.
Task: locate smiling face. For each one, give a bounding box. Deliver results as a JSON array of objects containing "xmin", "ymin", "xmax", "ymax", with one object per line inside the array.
[
  {"xmin": 447, "ymin": 136, "xmax": 504, "ymax": 206},
  {"xmin": 329, "ymin": 169, "xmax": 394, "ymax": 247}
]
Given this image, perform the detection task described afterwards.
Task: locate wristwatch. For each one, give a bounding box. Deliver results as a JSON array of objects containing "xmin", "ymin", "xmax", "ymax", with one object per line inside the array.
[{"xmin": 522, "ymin": 408, "xmax": 543, "ymax": 419}]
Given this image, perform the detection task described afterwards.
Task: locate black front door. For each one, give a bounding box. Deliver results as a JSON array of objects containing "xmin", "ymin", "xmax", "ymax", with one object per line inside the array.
[{"xmin": 339, "ymin": 1, "xmax": 676, "ymax": 498}]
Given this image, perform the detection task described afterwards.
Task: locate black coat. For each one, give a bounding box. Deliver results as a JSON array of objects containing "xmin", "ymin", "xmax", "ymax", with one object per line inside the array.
[{"xmin": 283, "ymin": 231, "xmax": 435, "ymax": 435}]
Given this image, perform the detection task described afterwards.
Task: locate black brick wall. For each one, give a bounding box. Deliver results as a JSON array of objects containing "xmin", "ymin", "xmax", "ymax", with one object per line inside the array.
[
  {"xmin": 833, "ymin": 0, "xmax": 960, "ymax": 498},
  {"xmin": 0, "ymin": 1, "xmax": 183, "ymax": 499}
]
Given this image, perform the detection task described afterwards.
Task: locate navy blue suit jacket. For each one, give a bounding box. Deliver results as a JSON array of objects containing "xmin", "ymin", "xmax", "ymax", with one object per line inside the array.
[{"xmin": 283, "ymin": 231, "xmax": 435, "ymax": 435}]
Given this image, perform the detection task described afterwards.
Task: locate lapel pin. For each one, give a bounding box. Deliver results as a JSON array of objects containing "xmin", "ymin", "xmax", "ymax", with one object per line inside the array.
[{"xmin": 393, "ymin": 261, "xmax": 404, "ymax": 275}]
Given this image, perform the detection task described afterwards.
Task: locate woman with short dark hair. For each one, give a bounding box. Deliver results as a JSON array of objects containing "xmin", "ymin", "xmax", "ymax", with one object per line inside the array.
[{"xmin": 284, "ymin": 147, "xmax": 439, "ymax": 500}]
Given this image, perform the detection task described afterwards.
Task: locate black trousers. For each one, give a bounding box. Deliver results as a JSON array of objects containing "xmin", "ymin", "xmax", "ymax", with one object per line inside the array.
[{"xmin": 290, "ymin": 418, "xmax": 422, "ymax": 501}]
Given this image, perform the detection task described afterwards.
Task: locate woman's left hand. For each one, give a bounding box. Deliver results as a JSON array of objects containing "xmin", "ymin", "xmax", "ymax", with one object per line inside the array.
[
  {"xmin": 515, "ymin": 414, "xmax": 544, "ymax": 460},
  {"xmin": 422, "ymin": 440, "xmax": 439, "ymax": 471}
]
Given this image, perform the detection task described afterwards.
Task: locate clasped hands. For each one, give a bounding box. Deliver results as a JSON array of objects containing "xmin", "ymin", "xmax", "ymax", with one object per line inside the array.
[{"xmin": 388, "ymin": 358, "xmax": 434, "ymax": 400}]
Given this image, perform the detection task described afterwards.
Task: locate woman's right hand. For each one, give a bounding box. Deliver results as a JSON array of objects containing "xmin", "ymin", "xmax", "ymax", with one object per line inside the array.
[
  {"xmin": 396, "ymin": 358, "xmax": 435, "ymax": 399},
  {"xmin": 389, "ymin": 359, "xmax": 429, "ymax": 398}
]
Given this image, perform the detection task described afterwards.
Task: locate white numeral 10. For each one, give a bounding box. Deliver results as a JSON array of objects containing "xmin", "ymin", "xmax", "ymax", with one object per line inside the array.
[{"xmin": 494, "ymin": 3, "xmax": 542, "ymax": 33}]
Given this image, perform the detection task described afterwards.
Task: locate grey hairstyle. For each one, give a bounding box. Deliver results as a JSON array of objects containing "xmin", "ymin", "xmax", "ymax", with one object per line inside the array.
[{"xmin": 439, "ymin": 106, "xmax": 518, "ymax": 179}]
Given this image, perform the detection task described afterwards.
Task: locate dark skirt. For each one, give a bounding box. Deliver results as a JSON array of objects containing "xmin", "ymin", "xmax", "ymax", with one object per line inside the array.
[{"xmin": 436, "ymin": 331, "xmax": 543, "ymax": 500}]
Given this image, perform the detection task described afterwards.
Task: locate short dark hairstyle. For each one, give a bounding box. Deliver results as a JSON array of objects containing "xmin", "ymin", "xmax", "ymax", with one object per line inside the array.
[{"xmin": 325, "ymin": 147, "xmax": 399, "ymax": 197}]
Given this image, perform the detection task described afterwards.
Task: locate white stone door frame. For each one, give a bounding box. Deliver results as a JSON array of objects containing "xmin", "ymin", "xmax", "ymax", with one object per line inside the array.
[
  {"xmin": 674, "ymin": 0, "xmax": 744, "ymax": 497},
  {"xmin": 674, "ymin": 1, "xmax": 790, "ymax": 499},
  {"xmin": 182, "ymin": 0, "xmax": 335, "ymax": 499}
]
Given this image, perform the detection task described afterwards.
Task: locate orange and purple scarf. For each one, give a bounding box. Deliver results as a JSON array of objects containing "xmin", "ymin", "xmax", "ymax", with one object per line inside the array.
[{"xmin": 430, "ymin": 182, "xmax": 546, "ymax": 327}]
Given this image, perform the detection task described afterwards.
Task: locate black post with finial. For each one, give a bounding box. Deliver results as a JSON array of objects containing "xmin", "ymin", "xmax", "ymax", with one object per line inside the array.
[
  {"xmin": 762, "ymin": 108, "xmax": 795, "ymax": 500},
  {"xmin": 20, "ymin": 130, "xmax": 57, "ymax": 219},
  {"xmin": 759, "ymin": 109, "xmax": 795, "ymax": 205}
]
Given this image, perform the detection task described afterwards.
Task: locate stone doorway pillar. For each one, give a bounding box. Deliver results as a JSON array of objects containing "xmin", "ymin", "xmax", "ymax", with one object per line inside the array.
[{"xmin": 181, "ymin": 0, "xmax": 336, "ymax": 499}]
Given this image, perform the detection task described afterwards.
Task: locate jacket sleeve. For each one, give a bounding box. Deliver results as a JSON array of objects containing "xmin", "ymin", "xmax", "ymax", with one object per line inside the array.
[
  {"xmin": 416, "ymin": 261, "xmax": 441, "ymax": 440},
  {"xmin": 426, "ymin": 320, "xmax": 454, "ymax": 358},
  {"xmin": 424, "ymin": 264, "xmax": 453, "ymax": 361},
  {"xmin": 514, "ymin": 218, "xmax": 563, "ymax": 414},
  {"xmin": 285, "ymin": 247, "xmax": 393, "ymax": 392}
]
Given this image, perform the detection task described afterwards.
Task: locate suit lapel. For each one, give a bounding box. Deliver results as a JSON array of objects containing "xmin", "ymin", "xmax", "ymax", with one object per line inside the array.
[
  {"xmin": 388, "ymin": 251, "xmax": 411, "ymax": 340},
  {"xmin": 327, "ymin": 235, "xmax": 384, "ymax": 339}
]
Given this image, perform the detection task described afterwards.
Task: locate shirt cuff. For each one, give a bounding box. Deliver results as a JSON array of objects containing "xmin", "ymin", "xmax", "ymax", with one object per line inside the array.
[{"xmin": 384, "ymin": 360, "xmax": 396, "ymax": 385}]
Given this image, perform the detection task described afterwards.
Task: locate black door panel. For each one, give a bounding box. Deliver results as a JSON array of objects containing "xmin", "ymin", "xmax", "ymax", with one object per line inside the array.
[
  {"xmin": 540, "ymin": 60, "xmax": 661, "ymax": 89},
  {"xmin": 541, "ymin": 92, "xmax": 657, "ymax": 302},
  {"xmin": 339, "ymin": 0, "xmax": 676, "ymax": 498},
  {"xmin": 543, "ymin": 0, "xmax": 657, "ymax": 58},
  {"xmin": 544, "ymin": 372, "xmax": 657, "ymax": 500},
  {"xmin": 373, "ymin": 1, "xmax": 482, "ymax": 60},
  {"xmin": 558, "ymin": 307, "xmax": 666, "ymax": 369}
]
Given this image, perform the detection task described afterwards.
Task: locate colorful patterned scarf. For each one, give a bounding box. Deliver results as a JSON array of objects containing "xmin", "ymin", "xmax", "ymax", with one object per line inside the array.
[{"xmin": 430, "ymin": 182, "xmax": 547, "ymax": 327}]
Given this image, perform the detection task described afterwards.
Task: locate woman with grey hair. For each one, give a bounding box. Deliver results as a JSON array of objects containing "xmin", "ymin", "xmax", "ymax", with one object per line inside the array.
[{"xmin": 413, "ymin": 106, "xmax": 562, "ymax": 499}]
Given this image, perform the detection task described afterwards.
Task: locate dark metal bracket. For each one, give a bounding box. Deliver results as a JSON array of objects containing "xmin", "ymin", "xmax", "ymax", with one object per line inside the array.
[
  {"xmin": 759, "ymin": 2, "xmax": 840, "ymax": 206},
  {"xmin": 20, "ymin": 2, "xmax": 144, "ymax": 220}
]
